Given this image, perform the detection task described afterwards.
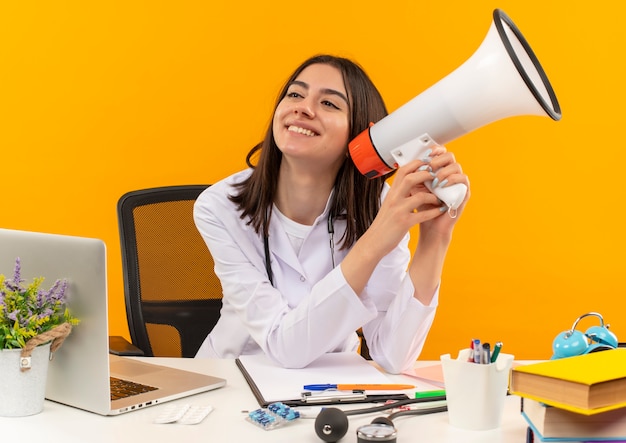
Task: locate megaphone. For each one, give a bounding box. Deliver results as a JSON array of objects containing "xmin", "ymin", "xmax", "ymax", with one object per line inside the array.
[{"xmin": 349, "ymin": 9, "xmax": 561, "ymax": 212}]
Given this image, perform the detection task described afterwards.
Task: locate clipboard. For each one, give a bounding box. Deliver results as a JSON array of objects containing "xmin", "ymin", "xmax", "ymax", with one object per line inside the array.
[{"xmin": 235, "ymin": 352, "xmax": 410, "ymax": 407}]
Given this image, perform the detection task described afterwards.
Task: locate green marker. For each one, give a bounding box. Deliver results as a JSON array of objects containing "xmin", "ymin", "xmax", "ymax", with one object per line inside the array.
[
  {"xmin": 414, "ymin": 389, "xmax": 446, "ymax": 399},
  {"xmin": 491, "ymin": 341, "xmax": 503, "ymax": 363}
]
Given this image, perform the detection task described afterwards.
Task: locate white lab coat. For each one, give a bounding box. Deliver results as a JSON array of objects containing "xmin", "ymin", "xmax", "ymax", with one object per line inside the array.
[{"xmin": 193, "ymin": 169, "xmax": 438, "ymax": 373}]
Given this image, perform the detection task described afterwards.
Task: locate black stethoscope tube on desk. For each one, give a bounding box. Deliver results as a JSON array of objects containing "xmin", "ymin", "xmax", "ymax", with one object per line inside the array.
[
  {"xmin": 342, "ymin": 395, "xmax": 447, "ymax": 417},
  {"xmin": 313, "ymin": 396, "xmax": 447, "ymax": 442}
]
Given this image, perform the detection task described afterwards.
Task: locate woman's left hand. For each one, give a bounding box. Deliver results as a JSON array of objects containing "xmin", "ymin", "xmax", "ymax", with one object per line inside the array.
[{"xmin": 417, "ymin": 145, "xmax": 470, "ymax": 239}]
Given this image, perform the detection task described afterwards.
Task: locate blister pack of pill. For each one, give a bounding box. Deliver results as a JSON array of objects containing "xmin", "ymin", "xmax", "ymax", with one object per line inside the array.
[
  {"xmin": 153, "ymin": 404, "xmax": 214, "ymax": 425},
  {"xmin": 246, "ymin": 402, "xmax": 301, "ymax": 430}
]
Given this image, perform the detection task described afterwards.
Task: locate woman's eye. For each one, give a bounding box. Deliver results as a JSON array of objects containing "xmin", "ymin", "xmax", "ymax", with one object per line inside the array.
[
  {"xmin": 287, "ymin": 91, "xmax": 303, "ymax": 99},
  {"xmin": 322, "ymin": 100, "xmax": 340, "ymax": 110}
]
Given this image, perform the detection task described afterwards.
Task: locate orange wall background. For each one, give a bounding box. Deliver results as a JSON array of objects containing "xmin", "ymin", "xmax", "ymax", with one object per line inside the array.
[{"xmin": 2, "ymin": 1, "xmax": 625, "ymax": 360}]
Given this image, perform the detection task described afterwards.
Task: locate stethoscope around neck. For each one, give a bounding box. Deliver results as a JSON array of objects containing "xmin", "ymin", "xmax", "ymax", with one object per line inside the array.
[{"xmin": 263, "ymin": 212, "xmax": 335, "ymax": 287}]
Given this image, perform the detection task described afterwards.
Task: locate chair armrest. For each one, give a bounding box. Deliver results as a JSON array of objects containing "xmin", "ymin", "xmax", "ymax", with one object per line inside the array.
[{"xmin": 109, "ymin": 335, "xmax": 145, "ymax": 356}]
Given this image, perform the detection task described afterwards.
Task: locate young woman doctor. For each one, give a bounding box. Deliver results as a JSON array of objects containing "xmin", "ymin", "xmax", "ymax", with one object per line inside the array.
[{"xmin": 193, "ymin": 54, "xmax": 470, "ymax": 373}]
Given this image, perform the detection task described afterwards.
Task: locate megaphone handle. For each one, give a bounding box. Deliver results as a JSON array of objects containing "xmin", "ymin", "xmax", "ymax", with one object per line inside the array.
[
  {"xmin": 390, "ymin": 134, "xmax": 467, "ymax": 215},
  {"xmin": 428, "ymin": 182, "xmax": 468, "ymax": 216}
]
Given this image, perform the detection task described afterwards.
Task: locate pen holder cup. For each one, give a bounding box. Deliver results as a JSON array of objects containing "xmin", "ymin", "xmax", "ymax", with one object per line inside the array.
[{"xmin": 440, "ymin": 349, "xmax": 514, "ymax": 431}]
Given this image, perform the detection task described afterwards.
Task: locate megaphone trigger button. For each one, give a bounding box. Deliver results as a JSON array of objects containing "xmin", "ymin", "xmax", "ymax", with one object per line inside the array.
[{"xmin": 447, "ymin": 207, "xmax": 458, "ymax": 219}]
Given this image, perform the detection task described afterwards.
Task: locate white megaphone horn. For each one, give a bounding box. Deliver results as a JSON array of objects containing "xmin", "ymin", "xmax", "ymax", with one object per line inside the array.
[{"xmin": 349, "ymin": 9, "xmax": 561, "ymax": 212}]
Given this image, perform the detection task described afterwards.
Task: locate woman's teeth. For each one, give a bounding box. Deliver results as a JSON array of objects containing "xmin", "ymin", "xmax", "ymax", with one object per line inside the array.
[{"xmin": 288, "ymin": 125, "xmax": 316, "ymax": 137}]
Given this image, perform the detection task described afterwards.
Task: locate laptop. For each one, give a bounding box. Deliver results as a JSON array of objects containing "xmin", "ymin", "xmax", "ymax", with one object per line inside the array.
[{"xmin": 0, "ymin": 228, "xmax": 226, "ymax": 415}]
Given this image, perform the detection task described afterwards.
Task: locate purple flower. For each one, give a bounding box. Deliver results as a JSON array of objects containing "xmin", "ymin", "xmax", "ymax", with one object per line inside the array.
[
  {"xmin": 1, "ymin": 257, "xmax": 78, "ymax": 350},
  {"xmin": 13, "ymin": 257, "xmax": 21, "ymax": 282},
  {"xmin": 38, "ymin": 308, "xmax": 54, "ymax": 319},
  {"xmin": 37, "ymin": 279, "xmax": 67, "ymax": 305},
  {"xmin": 4, "ymin": 259, "xmax": 23, "ymax": 292}
]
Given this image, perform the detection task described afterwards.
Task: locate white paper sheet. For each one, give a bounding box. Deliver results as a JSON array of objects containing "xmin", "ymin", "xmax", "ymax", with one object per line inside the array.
[{"xmin": 237, "ymin": 352, "xmax": 437, "ymax": 404}]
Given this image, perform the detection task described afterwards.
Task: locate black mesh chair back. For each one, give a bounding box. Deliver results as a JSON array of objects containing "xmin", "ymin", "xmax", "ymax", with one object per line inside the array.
[{"xmin": 118, "ymin": 185, "xmax": 222, "ymax": 358}]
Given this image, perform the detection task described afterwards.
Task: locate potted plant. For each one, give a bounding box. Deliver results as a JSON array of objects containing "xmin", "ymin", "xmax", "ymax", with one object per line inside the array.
[{"xmin": 0, "ymin": 257, "xmax": 79, "ymax": 416}]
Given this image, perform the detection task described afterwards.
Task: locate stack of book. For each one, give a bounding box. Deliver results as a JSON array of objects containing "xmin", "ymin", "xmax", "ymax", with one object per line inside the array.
[{"xmin": 510, "ymin": 348, "xmax": 626, "ymax": 442}]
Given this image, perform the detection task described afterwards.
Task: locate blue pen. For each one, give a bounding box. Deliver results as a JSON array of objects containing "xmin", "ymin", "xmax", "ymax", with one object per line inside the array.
[{"xmin": 303, "ymin": 383, "xmax": 415, "ymax": 391}]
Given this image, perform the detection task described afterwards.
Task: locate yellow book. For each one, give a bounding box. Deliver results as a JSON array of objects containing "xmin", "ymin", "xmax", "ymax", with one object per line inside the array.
[{"xmin": 510, "ymin": 348, "xmax": 626, "ymax": 415}]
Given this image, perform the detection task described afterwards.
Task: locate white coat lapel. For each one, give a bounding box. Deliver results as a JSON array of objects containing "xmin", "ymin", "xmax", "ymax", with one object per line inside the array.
[{"xmin": 266, "ymin": 215, "xmax": 305, "ymax": 277}]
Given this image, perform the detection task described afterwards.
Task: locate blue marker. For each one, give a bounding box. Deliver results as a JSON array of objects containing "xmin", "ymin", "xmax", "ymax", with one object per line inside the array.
[{"xmin": 473, "ymin": 339, "xmax": 481, "ymax": 364}]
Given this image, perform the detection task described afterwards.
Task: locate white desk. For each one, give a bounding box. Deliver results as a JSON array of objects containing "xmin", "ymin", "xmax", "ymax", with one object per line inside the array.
[{"xmin": 0, "ymin": 358, "xmax": 529, "ymax": 442}]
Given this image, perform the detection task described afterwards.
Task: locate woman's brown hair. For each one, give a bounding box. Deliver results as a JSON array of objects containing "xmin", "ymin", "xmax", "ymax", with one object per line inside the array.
[{"xmin": 229, "ymin": 54, "xmax": 392, "ymax": 249}]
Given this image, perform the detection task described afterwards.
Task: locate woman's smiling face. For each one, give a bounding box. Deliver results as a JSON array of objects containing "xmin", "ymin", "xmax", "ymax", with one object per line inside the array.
[{"xmin": 272, "ymin": 63, "xmax": 350, "ymax": 167}]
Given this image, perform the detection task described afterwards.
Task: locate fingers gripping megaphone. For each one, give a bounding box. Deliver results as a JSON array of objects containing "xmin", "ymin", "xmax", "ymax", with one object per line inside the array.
[{"xmin": 348, "ymin": 9, "xmax": 562, "ymax": 211}]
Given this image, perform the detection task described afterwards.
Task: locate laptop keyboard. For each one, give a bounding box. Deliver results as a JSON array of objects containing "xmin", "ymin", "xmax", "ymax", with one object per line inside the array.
[{"xmin": 110, "ymin": 376, "xmax": 159, "ymax": 401}]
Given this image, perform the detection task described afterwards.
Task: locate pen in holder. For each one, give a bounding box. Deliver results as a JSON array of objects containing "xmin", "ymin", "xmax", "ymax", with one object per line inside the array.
[{"xmin": 440, "ymin": 349, "xmax": 514, "ymax": 431}]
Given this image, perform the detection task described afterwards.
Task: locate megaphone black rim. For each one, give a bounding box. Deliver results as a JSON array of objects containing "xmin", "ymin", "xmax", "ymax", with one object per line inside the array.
[{"xmin": 493, "ymin": 9, "xmax": 562, "ymax": 121}]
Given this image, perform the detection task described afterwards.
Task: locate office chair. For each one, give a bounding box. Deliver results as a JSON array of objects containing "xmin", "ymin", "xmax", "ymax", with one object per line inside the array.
[
  {"xmin": 357, "ymin": 329, "xmax": 371, "ymax": 360},
  {"xmin": 115, "ymin": 185, "xmax": 223, "ymax": 358}
]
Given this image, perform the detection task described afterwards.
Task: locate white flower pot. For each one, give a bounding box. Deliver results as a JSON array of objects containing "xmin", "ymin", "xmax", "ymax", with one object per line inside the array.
[{"xmin": 0, "ymin": 342, "xmax": 51, "ymax": 417}]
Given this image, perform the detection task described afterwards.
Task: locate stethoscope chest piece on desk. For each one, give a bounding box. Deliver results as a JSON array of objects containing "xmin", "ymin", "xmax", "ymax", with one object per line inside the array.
[
  {"xmin": 314, "ymin": 407, "xmax": 349, "ymax": 442},
  {"xmin": 356, "ymin": 422, "xmax": 397, "ymax": 443}
]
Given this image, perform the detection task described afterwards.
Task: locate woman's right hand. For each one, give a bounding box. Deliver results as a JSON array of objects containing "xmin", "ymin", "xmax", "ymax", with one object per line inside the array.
[
  {"xmin": 364, "ymin": 158, "xmax": 447, "ymax": 257},
  {"xmin": 340, "ymin": 156, "xmax": 452, "ymax": 296}
]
